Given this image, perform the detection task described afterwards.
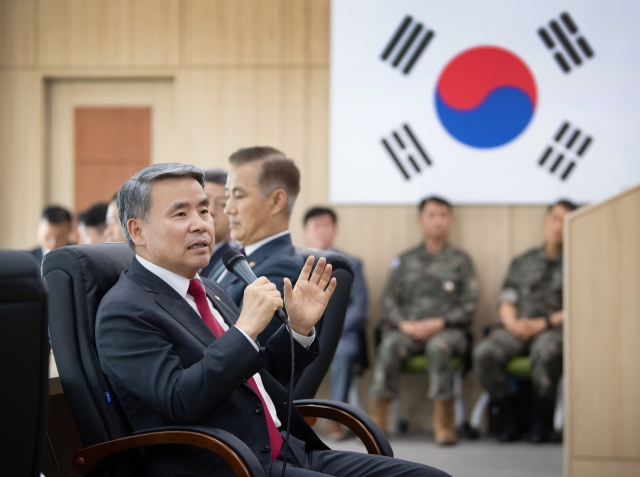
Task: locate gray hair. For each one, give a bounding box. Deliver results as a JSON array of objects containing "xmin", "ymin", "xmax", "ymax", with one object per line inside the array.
[
  {"xmin": 117, "ymin": 163, "xmax": 205, "ymax": 248},
  {"xmin": 203, "ymin": 167, "xmax": 228, "ymax": 185}
]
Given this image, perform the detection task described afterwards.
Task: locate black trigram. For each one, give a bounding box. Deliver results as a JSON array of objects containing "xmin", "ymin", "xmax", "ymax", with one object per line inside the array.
[
  {"xmin": 538, "ymin": 121, "xmax": 593, "ymax": 181},
  {"xmin": 381, "ymin": 124, "xmax": 432, "ymax": 180},
  {"xmin": 538, "ymin": 12, "xmax": 594, "ymax": 73},
  {"xmin": 381, "ymin": 16, "xmax": 435, "ymax": 75}
]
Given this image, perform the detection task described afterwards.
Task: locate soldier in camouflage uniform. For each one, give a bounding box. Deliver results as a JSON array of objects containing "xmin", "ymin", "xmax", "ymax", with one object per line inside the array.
[
  {"xmin": 369, "ymin": 196, "xmax": 479, "ymax": 445},
  {"xmin": 473, "ymin": 199, "xmax": 578, "ymax": 443}
]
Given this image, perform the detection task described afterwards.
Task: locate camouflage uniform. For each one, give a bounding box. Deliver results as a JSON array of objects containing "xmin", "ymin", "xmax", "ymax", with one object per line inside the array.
[
  {"xmin": 370, "ymin": 243, "xmax": 479, "ymax": 401},
  {"xmin": 473, "ymin": 248, "xmax": 563, "ymax": 399}
]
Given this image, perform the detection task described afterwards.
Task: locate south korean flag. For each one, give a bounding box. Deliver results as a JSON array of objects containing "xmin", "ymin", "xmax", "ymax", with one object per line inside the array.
[{"xmin": 329, "ymin": 0, "xmax": 640, "ymax": 204}]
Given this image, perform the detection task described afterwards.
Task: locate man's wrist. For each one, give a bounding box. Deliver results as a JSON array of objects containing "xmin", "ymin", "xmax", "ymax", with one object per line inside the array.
[{"xmin": 290, "ymin": 323, "xmax": 313, "ymax": 337}]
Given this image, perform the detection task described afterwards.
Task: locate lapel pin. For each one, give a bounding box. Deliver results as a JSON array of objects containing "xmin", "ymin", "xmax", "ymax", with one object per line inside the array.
[
  {"xmin": 249, "ymin": 261, "xmax": 256, "ymax": 267},
  {"xmin": 214, "ymin": 295, "xmax": 222, "ymax": 302}
]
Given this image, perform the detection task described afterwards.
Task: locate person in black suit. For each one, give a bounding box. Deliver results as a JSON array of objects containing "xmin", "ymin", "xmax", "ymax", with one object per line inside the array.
[
  {"xmin": 201, "ymin": 168, "xmax": 233, "ymax": 278},
  {"xmin": 218, "ymin": 147, "xmax": 306, "ymax": 343},
  {"xmin": 96, "ymin": 163, "xmax": 448, "ymax": 477},
  {"xmin": 30, "ymin": 205, "xmax": 73, "ymax": 266}
]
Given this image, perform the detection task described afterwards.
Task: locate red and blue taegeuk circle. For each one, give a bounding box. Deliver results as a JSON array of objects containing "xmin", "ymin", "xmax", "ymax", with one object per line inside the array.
[{"xmin": 435, "ymin": 46, "xmax": 537, "ymax": 148}]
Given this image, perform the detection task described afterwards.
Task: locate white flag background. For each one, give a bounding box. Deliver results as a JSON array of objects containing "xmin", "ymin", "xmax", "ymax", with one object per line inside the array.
[{"xmin": 329, "ymin": 0, "xmax": 640, "ymax": 204}]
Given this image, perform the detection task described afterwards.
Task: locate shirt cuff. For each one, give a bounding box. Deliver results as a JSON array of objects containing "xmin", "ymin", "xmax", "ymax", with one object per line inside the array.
[
  {"xmin": 291, "ymin": 327, "xmax": 315, "ymax": 349},
  {"xmin": 234, "ymin": 326, "xmax": 259, "ymax": 352}
]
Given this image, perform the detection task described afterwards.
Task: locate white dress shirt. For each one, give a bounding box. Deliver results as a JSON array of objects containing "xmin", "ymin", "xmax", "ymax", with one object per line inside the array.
[
  {"xmin": 135, "ymin": 255, "xmax": 289, "ymax": 427},
  {"xmin": 244, "ymin": 230, "xmax": 291, "ymax": 257}
]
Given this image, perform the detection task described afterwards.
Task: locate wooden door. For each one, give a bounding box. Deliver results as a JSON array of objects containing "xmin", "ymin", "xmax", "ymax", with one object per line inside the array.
[{"xmin": 74, "ymin": 107, "xmax": 150, "ymax": 211}]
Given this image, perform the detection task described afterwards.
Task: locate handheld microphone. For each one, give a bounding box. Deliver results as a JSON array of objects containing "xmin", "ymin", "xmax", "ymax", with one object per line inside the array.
[{"xmin": 222, "ymin": 249, "xmax": 289, "ymax": 324}]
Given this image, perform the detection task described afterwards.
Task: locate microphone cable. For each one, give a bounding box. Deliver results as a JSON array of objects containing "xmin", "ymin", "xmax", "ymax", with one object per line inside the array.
[
  {"xmin": 280, "ymin": 319, "xmax": 294, "ymax": 477},
  {"xmin": 46, "ymin": 431, "xmax": 62, "ymax": 477}
]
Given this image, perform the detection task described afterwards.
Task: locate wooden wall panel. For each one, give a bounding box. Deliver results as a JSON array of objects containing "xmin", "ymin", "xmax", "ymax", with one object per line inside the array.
[
  {"xmin": 38, "ymin": 0, "xmax": 179, "ymax": 66},
  {"xmin": 175, "ymin": 70, "xmax": 280, "ymax": 168},
  {"xmin": 129, "ymin": 0, "xmax": 180, "ymax": 65},
  {"xmin": 282, "ymin": 0, "xmax": 305, "ymax": 64},
  {"xmin": 0, "ymin": 72, "xmax": 43, "ymax": 249},
  {"xmin": 38, "ymin": 0, "xmax": 130, "ymax": 66},
  {"xmin": 0, "ymin": 0, "xmax": 36, "ymax": 66},
  {"xmin": 565, "ymin": 186, "xmax": 640, "ymax": 476},
  {"xmin": 509, "ymin": 206, "xmax": 547, "ymax": 257},
  {"xmin": 184, "ymin": 0, "xmax": 280, "ymax": 65},
  {"xmin": 306, "ymin": 0, "xmax": 331, "ymax": 64}
]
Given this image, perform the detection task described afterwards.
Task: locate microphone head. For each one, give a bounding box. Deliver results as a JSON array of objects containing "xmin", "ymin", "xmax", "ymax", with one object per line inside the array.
[
  {"xmin": 222, "ymin": 248, "xmax": 257, "ymax": 286},
  {"xmin": 222, "ymin": 249, "xmax": 245, "ymax": 273}
]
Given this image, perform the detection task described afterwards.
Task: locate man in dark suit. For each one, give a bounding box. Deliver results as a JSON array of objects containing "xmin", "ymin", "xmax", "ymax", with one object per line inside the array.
[
  {"xmin": 96, "ymin": 163, "xmax": 448, "ymax": 477},
  {"xmin": 30, "ymin": 205, "xmax": 73, "ymax": 266},
  {"xmin": 303, "ymin": 206, "xmax": 369, "ymax": 440},
  {"xmin": 201, "ymin": 168, "xmax": 233, "ymax": 278},
  {"xmin": 219, "ymin": 147, "xmax": 306, "ymax": 343}
]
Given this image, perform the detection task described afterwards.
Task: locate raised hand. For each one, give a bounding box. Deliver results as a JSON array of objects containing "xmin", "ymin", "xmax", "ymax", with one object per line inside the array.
[{"xmin": 284, "ymin": 256, "xmax": 337, "ymax": 336}]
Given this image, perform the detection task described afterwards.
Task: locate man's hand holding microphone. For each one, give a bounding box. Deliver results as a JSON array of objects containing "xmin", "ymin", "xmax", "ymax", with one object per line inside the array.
[{"xmin": 234, "ymin": 255, "xmax": 337, "ymax": 341}]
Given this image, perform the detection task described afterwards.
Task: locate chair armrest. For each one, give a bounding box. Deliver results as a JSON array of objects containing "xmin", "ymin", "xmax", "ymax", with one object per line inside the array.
[
  {"xmin": 73, "ymin": 426, "xmax": 265, "ymax": 477},
  {"xmin": 294, "ymin": 399, "xmax": 393, "ymax": 457}
]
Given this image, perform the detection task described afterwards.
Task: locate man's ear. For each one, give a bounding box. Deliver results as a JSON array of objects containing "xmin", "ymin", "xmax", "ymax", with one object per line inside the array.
[
  {"xmin": 269, "ymin": 189, "xmax": 288, "ymax": 216},
  {"xmin": 127, "ymin": 218, "xmax": 146, "ymax": 247}
]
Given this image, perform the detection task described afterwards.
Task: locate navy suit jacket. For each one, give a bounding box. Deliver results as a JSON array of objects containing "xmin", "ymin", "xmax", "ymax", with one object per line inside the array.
[
  {"xmin": 95, "ymin": 258, "xmax": 327, "ymax": 477},
  {"xmin": 200, "ymin": 240, "xmax": 232, "ymax": 279},
  {"xmin": 220, "ymin": 234, "xmax": 305, "ymax": 343}
]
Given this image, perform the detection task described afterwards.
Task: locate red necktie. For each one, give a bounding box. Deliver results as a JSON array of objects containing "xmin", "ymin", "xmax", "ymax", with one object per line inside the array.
[{"xmin": 187, "ymin": 279, "xmax": 282, "ymax": 459}]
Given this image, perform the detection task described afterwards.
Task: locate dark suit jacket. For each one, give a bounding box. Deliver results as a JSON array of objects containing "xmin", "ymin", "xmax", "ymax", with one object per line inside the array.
[
  {"xmin": 220, "ymin": 233, "xmax": 305, "ymax": 343},
  {"xmin": 200, "ymin": 240, "xmax": 231, "ymax": 279},
  {"xmin": 96, "ymin": 258, "xmax": 327, "ymax": 477}
]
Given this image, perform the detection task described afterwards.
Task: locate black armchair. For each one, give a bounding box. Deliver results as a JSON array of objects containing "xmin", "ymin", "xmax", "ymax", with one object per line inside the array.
[
  {"xmin": 292, "ymin": 249, "xmax": 354, "ymax": 400},
  {"xmin": 0, "ymin": 250, "xmax": 49, "ymax": 477},
  {"xmin": 43, "ymin": 244, "xmax": 391, "ymax": 476}
]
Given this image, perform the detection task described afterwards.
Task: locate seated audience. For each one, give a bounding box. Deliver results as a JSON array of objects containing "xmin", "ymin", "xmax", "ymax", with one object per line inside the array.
[
  {"xmin": 30, "ymin": 205, "xmax": 73, "ymax": 266},
  {"xmin": 303, "ymin": 206, "xmax": 369, "ymax": 440},
  {"xmin": 220, "ymin": 147, "xmax": 305, "ymax": 343},
  {"xmin": 369, "ymin": 196, "xmax": 479, "ymax": 445},
  {"xmin": 201, "ymin": 168, "xmax": 233, "ymax": 278},
  {"xmin": 105, "ymin": 193, "xmax": 126, "ymax": 242},
  {"xmin": 77, "ymin": 202, "xmax": 109, "ymax": 244},
  {"xmin": 95, "ymin": 163, "xmax": 448, "ymax": 477},
  {"xmin": 473, "ymin": 199, "xmax": 577, "ymax": 443}
]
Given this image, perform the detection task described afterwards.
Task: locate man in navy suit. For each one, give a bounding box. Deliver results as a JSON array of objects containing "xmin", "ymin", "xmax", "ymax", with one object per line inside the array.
[
  {"xmin": 303, "ymin": 206, "xmax": 369, "ymax": 440},
  {"xmin": 96, "ymin": 163, "xmax": 448, "ymax": 477},
  {"xmin": 200, "ymin": 168, "xmax": 233, "ymax": 278},
  {"xmin": 218, "ymin": 147, "xmax": 306, "ymax": 343}
]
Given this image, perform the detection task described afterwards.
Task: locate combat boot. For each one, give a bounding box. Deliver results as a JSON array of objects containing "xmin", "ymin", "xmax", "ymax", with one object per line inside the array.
[
  {"xmin": 496, "ymin": 394, "xmax": 520, "ymax": 442},
  {"xmin": 529, "ymin": 396, "xmax": 557, "ymax": 443},
  {"xmin": 368, "ymin": 398, "xmax": 391, "ymax": 435},
  {"xmin": 433, "ymin": 398, "xmax": 457, "ymax": 445}
]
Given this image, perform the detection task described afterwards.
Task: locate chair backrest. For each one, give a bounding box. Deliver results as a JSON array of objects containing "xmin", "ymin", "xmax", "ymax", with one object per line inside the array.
[
  {"xmin": 0, "ymin": 250, "xmax": 49, "ymax": 477},
  {"xmin": 42, "ymin": 243, "xmax": 142, "ymax": 476},
  {"xmin": 292, "ymin": 250, "xmax": 354, "ymax": 400}
]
